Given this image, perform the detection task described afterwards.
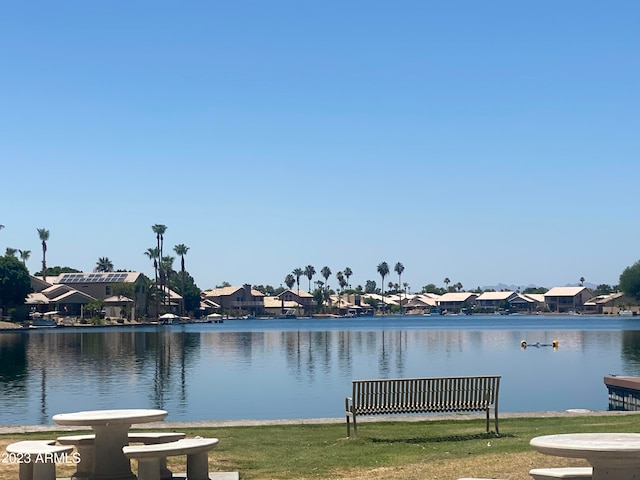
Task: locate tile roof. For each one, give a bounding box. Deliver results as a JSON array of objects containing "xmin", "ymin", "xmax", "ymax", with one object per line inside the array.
[
  {"xmin": 439, "ymin": 292, "xmax": 477, "ymax": 302},
  {"xmin": 205, "ymin": 286, "xmax": 265, "ymax": 297},
  {"xmin": 264, "ymin": 296, "xmax": 299, "ymax": 308},
  {"xmin": 545, "ymin": 286, "xmax": 589, "ymax": 297},
  {"xmin": 476, "ymin": 291, "xmax": 515, "ymax": 301}
]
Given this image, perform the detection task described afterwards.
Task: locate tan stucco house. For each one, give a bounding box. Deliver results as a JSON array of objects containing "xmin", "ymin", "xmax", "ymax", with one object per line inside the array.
[
  {"xmin": 544, "ymin": 286, "xmax": 593, "ymax": 313},
  {"xmin": 203, "ymin": 284, "xmax": 265, "ymax": 316}
]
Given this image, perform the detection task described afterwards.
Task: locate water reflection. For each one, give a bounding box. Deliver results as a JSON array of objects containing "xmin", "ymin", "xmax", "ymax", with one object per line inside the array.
[
  {"xmin": 622, "ymin": 331, "xmax": 640, "ymax": 374},
  {"xmin": 2, "ymin": 317, "xmax": 640, "ymax": 425}
]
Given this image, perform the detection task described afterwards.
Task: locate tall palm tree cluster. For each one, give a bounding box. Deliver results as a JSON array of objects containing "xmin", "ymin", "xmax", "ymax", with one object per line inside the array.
[
  {"xmin": 285, "ymin": 264, "xmax": 356, "ymax": 314},
  {"xmin": 143, "ymin": 224, "xmax": 191, "ymax": 316}
]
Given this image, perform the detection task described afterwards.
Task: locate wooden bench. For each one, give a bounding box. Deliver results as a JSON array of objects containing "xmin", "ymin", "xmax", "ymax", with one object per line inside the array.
[
  {"xmin": 123, "ymin": 437, "xmax": 219, "ymax": 480},
  {"xmin": 345, "ymin": 375, "xmax": 501, "ymax": 437},
  {"xmin": 57, "ymin": 432, "xmax": 185, "ymax": 480},
  {"xmin": 529, "ymin": 467, "xmax": 593, "ymax": 480},
  {"xmin": 6, "ymin": 440, "xmax": 74, "ymax": 480}
]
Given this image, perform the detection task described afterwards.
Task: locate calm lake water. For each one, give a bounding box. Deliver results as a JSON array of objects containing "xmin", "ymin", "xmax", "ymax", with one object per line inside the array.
[{"xmin": 2, "ymin": 315, "xmax": 640, "ymax": 426}]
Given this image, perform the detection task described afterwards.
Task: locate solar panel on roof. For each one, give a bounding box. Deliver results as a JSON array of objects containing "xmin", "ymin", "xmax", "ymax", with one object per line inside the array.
[{"xmin": 55, "ymin": 272, "xmax": 132, "ymax": 284}]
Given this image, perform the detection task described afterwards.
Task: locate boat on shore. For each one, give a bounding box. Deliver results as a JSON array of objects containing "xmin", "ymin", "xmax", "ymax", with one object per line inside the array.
[
  {"xmin": 206, "ymin": 313, "xmax": 224, "ymax": 323},
  {"xmin": 277, "ymin": 308, "xmax": 297, "ymax": 319},
  {"xmin": 30, "ymin": 318, "xmax": 58, "ymax": 328}
]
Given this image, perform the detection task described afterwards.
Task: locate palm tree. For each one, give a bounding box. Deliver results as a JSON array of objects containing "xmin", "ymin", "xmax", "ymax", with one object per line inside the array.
[
  {"xmin": 444, "ymin": 277, "xmax": 451, "ymax": 291},
  {"xmin": 95, "ymin": 257, "xmax": 114, "ymax": 272},
  {"xmin": 343, "ymin": 267, "xmax": 353, "ymax": 289},
  {"xmin": 320, "ymin": 266, "xmax": 331, "ymax": 313},
  {"xmin": 160, "ymin": 255, "xmax": 175, "ymax": 275},
  {"xmin": 456, "ymin": 282, "xmax": 463, "ymax": 292},
  {"xmin": 394, "ymin": 262, "xmax": 405, "ymax": 314},
  {"xmin": 144, "ymin": 247, "xmax": 160, "ymax": 315},
  {"xmin": 284, "ymin": 274, "xmax": 295, "ymax": 290},
  {"xmin": 292, "ymin": 268, "xmax": 304, "ymax": 298},
  {"xmin": 336, "ymin": 271, "xmax": 347, "ymax": 310},
  {"xmin": 152, "ymin": 225, "xmax": 168, "ymax": 310},
  {"xmin": 5, "ymin": 248, "xmax": 17, "ymax": 257},
  {"xmin": 37, "ymin": 228, "xmax": 50, "ymax": 282},
  {"xmin": 304, "ymin": 265, "xmax": 315, "ymax": 292},
  {"xmin": 321, "ymin": 266, "xmax": 331, "ymax": 285},
  {"xmin": 152, "ymin": 224, "xmax": 168, "ymax": 257},
  {"xmin": 144, "ymin": 247, "xmax": 160, "ymax": 281},
  {"xmin": 579, "ymin": 276, "xmax": 585, "ymax": 287},
  {"xmin": 18, "ymin": 249, "xmax": 31, "ymax": 266},
  {"xmin": 377, "ymin": 261, "xmax": 390, "ymax": 312},
  {"xmin": 174, "ymin": 244, "xmax": 190, "ymax": 315}
]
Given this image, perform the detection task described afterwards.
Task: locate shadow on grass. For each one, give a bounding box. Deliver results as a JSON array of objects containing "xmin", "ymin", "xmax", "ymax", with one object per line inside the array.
[{"xmin": 370, "ymin": 432, "xmax": 515, "ymax": 444}]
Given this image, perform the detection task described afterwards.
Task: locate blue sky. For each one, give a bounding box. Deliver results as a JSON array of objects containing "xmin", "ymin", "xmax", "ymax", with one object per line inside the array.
[{"xmin": 1, "ymin": 1, "xmax": 638, "ymax": 292}]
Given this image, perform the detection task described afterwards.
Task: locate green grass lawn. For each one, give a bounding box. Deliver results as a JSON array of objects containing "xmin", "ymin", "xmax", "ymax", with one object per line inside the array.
[{"xmin": 2, "ymin": 413, "xmax": 640, "ymax": 479}]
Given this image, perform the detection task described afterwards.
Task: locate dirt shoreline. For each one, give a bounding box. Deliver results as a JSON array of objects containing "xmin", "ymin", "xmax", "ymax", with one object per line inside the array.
[{"xmin": 1, "ymin": 410, "xmax": 639, "ymax": 435}]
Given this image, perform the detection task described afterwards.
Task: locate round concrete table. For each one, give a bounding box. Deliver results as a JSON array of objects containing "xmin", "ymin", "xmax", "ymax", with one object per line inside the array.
[
  {"xmin": 530, "ymin": 433, "xmax": 640, "ymax": 480},
  {"xmin": 52, "ymin": 409, "xmax": 168, "ymax": 480}
]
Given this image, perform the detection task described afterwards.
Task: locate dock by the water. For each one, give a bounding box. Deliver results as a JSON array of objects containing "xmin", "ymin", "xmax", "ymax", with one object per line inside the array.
[{"xmin": 604, "ymin": 375, "xmax": 640, "ymax": 411}]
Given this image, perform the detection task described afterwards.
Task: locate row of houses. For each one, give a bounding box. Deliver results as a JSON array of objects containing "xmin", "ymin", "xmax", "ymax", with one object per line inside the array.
[
  {"xmin": 23, "ymin": 273, "xmax": 637, "ymax": 321},
  {"xmin": 345, "ymin": 287, "xmax": 636, "ymax": 316},
  {"xmin": 202, "ymin": 285, "xmax": 638, "ymax": 317}
]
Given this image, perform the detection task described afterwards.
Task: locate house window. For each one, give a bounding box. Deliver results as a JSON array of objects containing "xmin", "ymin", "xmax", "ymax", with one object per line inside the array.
[{"xmin": 106, "ymin": 286, "xmax": 111, "ymax": 295}]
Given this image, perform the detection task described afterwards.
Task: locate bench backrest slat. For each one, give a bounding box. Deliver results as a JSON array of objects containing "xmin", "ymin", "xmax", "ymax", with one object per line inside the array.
[{"xmin": 351, "ymin": 375, "xmax": 500, "ymax": 414}]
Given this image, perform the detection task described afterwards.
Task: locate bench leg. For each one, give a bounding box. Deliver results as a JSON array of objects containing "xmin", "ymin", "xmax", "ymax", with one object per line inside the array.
[
  {"xmin": 485, "ymin": 409, "xmax": 490, "ymax": 433},
  {"xmin": 136, "ymin": 457, "xmax": 162, "ymax": 480},
  {"xmin": 159, "ymin": 457, "xmax": 172, "ymax": 480},
  {"xmin": 91, "ymin": 424, "xmax": 135, "ymax": 480},
  {"xmin": 186, "ymin": 451, "xmax": 209, "ymax": 480},
  {"xmin": 72, "ymin": 443, "xmax": 95, "ymax": 479},
  {"xmin": 19, "ymin": 462, "xmax": 34, "ymax": 480},
  {"xmin": 32, "ymin": 462, "xmax": 56, "ymax": 480}
]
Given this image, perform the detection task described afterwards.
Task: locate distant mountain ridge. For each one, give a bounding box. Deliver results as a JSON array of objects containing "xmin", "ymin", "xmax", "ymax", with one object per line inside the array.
[{"xmin": 481, "ymin": 282, "xmax": 597, "ymax": 292}]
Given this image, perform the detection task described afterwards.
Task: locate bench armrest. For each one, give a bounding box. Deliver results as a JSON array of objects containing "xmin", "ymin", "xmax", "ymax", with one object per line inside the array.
[{"xmin": 345, "ymin": 396, "xmax": 353, "ymax": 413}]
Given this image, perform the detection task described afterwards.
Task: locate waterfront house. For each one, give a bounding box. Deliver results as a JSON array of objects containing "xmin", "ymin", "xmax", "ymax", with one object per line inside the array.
[
  {"xmin": 263, "ymin": 296, "xmax": 299, "ymax": 316},
  {"xmin": 203, "ymin": 284, "xmax": 265, "ymax": 316},
  {"xmin": 361, "ymin": 293, "xmax": 399, "ymax": 313},
  {"xmin": 276, "ymin": 289, "xmax": 314, "ymax": 316},
  {"xmin": 544, "ymin": 286, "xmax": 594, "ymax": 313},
  {"xmin": 26, "ymin": 283, "xmax": 94, "ymax": 318},
  {"xmin": 438, "ymin": 292, "xmax": 478, "ymax": 313},
  {"xmin": 475, "ymin": 291, "xmax": 518, "ymax": 311},
  {"xmin": 30, "ymin": 272, "xmax": 148, "ymax": 319},
  {"xmin": 199, "ymin": 297, "xmax": 221, "ymax": 316},
  {"xmin": 583, "ymin": 291, "xmax": 637, "ymax": 315},
  {"xmin": 508, "ymin": 293, "xmax": 545, "ymax": 313},
  {"xmin": 403, "ymin": 294, "xmax": 440, "ymax": 314}
]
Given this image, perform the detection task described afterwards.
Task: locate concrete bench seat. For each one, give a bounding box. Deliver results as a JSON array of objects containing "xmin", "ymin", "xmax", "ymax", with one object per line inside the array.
[
  {"xmin": 123, "ymin": 437, "xmax": 219, "ymax": 480},
  {"xmin": 57, "ymin": 432, "xmax": 185, "ymax": 480},
  {"xmin": 6, "ymin": 440, "xmax": 74, "ymax": 480},
  {"xmin": 529, "ymin": 467, "xmax": 593, "ymax": 480}
]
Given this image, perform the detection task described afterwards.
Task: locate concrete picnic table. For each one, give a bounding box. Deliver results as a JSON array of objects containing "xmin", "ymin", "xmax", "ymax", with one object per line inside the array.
[
  {"xmin": 530, "ymin": 432, "xmax": 640, "ymax": 480},
  {"xmin": 52, "ymin": 409, "xmax": 168, "ymax": 480}
]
